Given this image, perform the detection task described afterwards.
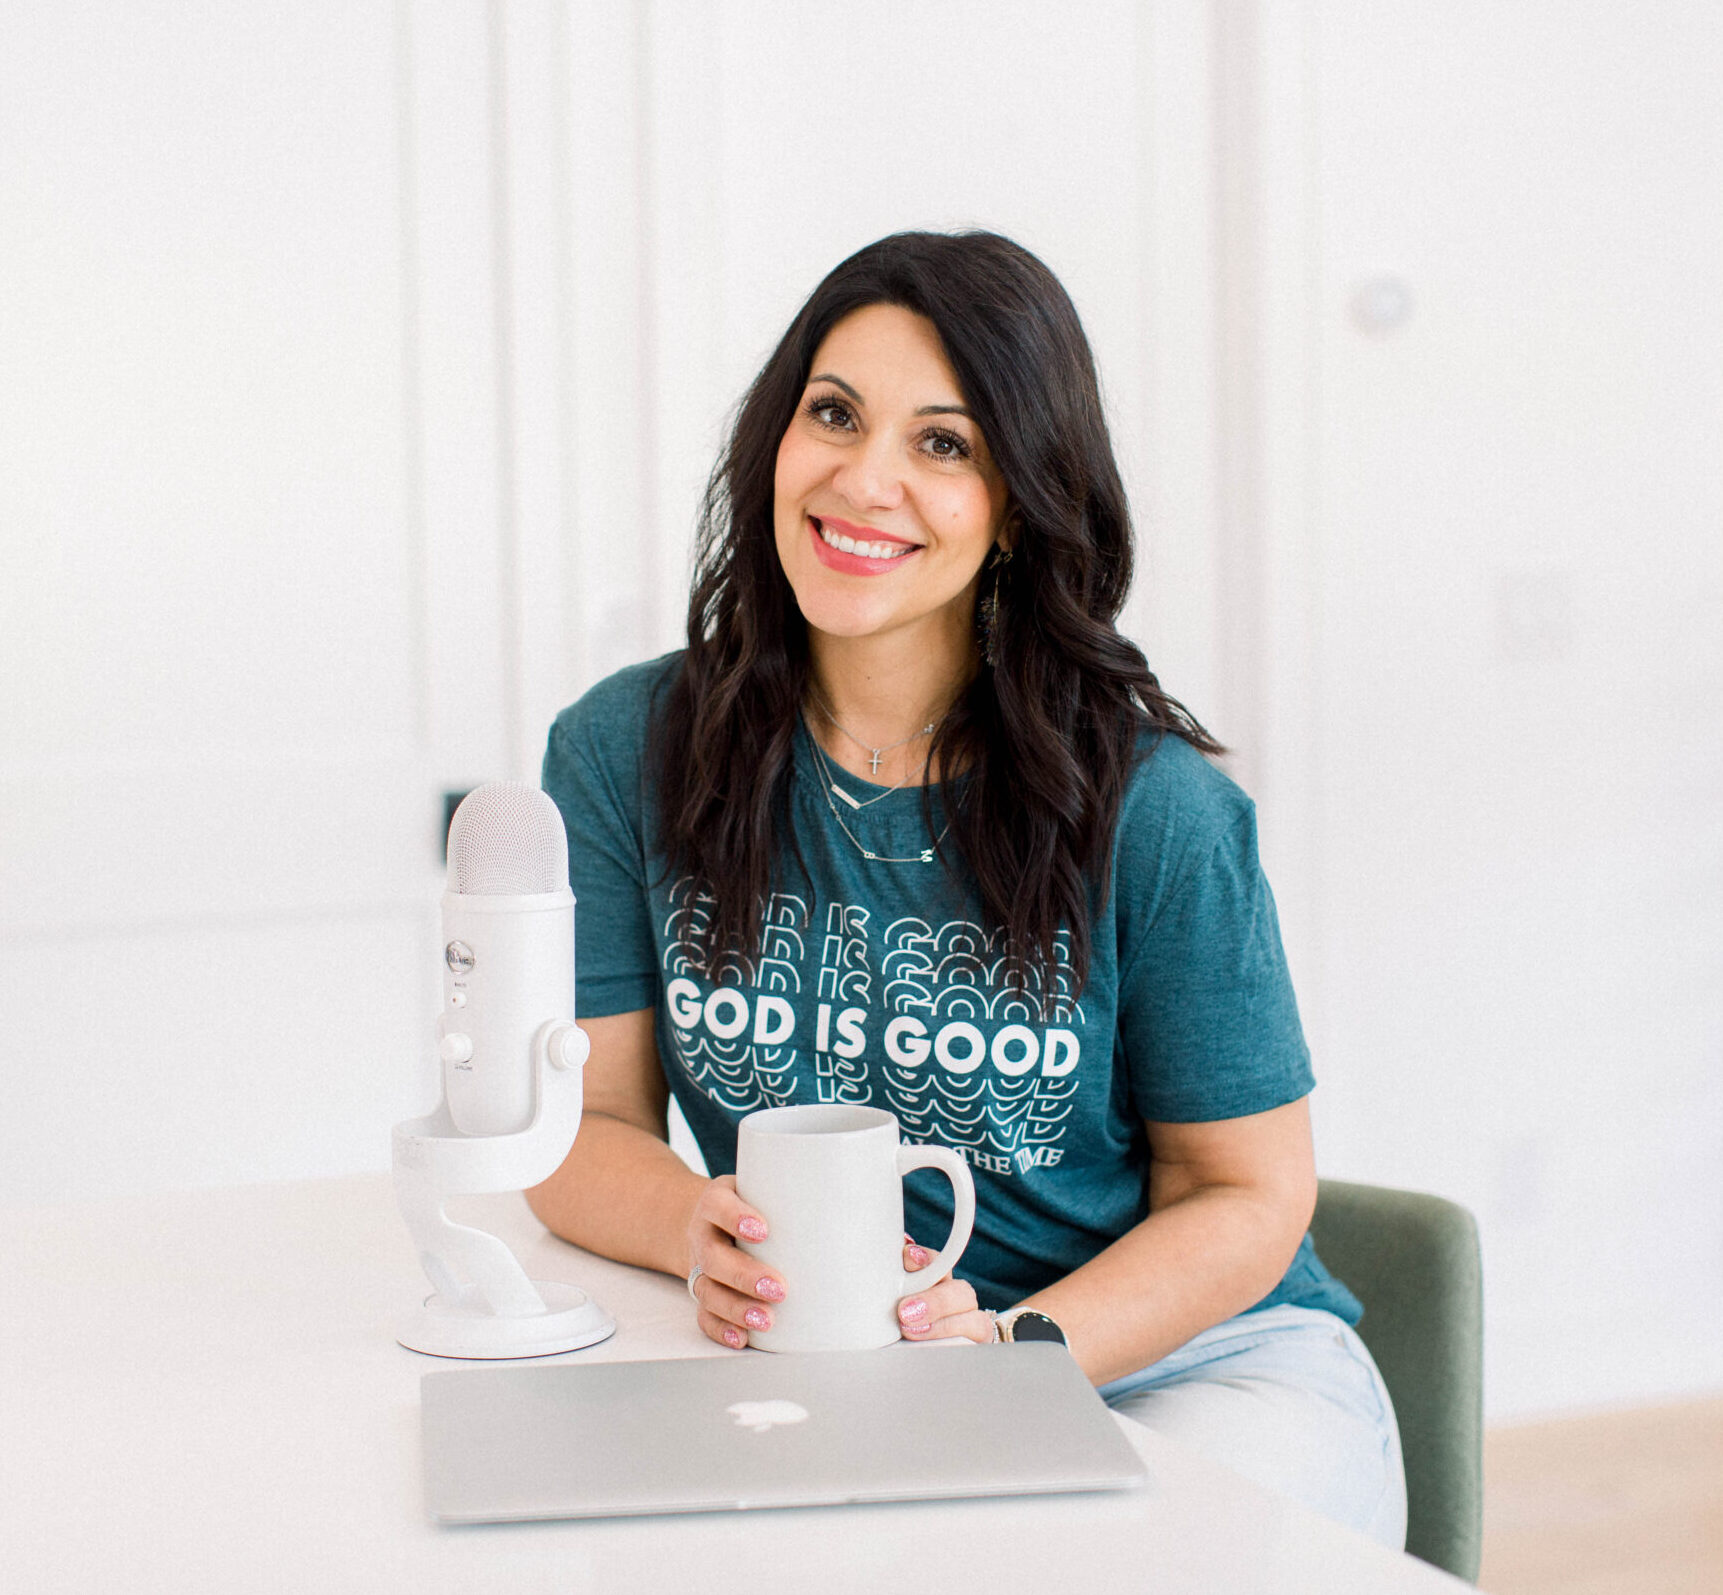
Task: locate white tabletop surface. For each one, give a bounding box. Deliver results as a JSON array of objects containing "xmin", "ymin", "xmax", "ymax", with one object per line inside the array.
[{"xmin": 1, "ymin": 1173, "xmax": 1465, "ymax": 1593}]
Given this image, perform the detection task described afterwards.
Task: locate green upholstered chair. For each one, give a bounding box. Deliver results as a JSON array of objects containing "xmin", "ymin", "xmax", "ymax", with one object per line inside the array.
[{"xmin": 1310, "ymin": 1179, "xmax": 1484, "ymax": 1583}]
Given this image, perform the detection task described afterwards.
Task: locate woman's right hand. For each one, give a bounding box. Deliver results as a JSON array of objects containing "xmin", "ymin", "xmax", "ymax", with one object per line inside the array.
[{"xmin": 686, "ymin": 1174, "xmax": 786, "ymax": 1350}]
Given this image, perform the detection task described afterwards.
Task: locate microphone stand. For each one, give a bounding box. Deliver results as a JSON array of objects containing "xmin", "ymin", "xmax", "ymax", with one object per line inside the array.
[{"xmin": 392, "ymin": 1019, "xmax": 615, "ymax": 1359}]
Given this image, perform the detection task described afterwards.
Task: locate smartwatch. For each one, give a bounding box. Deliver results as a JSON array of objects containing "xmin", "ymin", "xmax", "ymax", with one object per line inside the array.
[{"xmin": 994, "ymin": 1308, "xmax": 1067, "ymax": 1346}]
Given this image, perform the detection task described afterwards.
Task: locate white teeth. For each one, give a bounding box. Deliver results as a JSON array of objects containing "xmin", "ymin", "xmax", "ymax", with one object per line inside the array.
[{"xmin": 816, "ymin": 520, "xmax": 915, "ymax": 560}]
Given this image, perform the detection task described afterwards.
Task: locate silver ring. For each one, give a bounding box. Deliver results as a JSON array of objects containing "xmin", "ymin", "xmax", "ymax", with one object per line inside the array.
[{"xmin": 686, "ymin": 1263, "xmax": 704, "ymax": 1302}]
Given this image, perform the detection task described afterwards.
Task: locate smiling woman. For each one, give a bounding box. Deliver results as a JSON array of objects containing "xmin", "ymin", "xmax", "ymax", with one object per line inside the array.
[
  {"xmin": 657, "ymin": 232, "xmax": 1218, "ymax": 996},
  {"xmin": 528, "ymin": 231, "xmax": 1407, "ymax": 1550},
  {"xmin": 773, "ymin": 304, "xmax": 1009, "ymax": 647}
]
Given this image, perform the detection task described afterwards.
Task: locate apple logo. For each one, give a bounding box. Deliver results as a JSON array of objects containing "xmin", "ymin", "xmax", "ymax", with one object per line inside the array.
[{"xmin": 726, "ymin": 1399, "xmax": 810, "ymax": 1434}]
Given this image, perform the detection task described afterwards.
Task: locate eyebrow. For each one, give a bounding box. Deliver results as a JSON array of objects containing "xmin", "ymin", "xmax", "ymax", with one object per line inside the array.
[{"xmin": 807, "ymin": 371, "xmax": 973, "ymax": 420}]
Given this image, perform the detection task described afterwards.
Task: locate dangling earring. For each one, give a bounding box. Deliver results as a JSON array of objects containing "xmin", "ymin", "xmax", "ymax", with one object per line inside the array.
[{"xmin": 981, "ymin": 543, "xmax": 1012, "ymax": 668}]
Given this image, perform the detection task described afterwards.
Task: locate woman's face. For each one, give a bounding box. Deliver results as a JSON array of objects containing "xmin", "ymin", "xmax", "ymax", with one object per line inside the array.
[{"xmin": 773, "ymin": 303, "xmax": 1010, "ymax": 651}]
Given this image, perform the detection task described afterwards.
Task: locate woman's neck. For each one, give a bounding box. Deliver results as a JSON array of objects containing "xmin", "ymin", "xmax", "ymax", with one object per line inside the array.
[{"xmin": 805, "ymin": 624, "xmax": 975, "ymax": 788}]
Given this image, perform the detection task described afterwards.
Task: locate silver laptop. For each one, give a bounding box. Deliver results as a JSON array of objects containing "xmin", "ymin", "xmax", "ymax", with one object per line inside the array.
[{"xmin": 420, "ymin": 1341, "xmax": 1147, "ymax": 1523}]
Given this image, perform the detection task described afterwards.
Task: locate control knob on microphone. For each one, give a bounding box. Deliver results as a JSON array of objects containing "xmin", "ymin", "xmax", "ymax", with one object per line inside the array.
[
  {"xmin": 439, "ymin": 1032, "xmax": 475, "ymax": 1068},
  {"xmin": 543, "ymin": 1022, "xmax": 590, "ymax": 1072}
]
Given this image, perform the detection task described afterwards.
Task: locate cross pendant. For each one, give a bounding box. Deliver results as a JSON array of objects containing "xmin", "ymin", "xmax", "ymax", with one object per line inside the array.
[{"xmin": 868, "ymin": 749, "xmax": 884, "ymax": 775}]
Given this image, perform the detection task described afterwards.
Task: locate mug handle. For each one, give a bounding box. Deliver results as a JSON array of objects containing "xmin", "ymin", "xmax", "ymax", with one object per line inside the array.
[{"xmin": 895, "ymin": 1144, "xmax": 976, "ymax": 1295}]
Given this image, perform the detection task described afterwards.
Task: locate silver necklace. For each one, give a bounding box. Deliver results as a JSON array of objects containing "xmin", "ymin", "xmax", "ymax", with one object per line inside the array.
[
  {"xmin": 803, "ymin": 716, "xmax": 950, "ymax": 865},
  {"xmin": 828, "ymin": 760, "xmax": 924, "ymax": 812},
  {"xmin": 821, "ymin": 736, "xmax": 929, "ymax": 812},
  {"xmin": 809, "ymin": 689, "xmax": 935, "ymax": 777}
]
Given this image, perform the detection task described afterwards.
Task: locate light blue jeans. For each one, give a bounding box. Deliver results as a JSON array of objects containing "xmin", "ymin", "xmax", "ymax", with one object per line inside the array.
[{"xmin": 1099, "ymin": 1305, "xmax": 1407, "ymax": 1549}]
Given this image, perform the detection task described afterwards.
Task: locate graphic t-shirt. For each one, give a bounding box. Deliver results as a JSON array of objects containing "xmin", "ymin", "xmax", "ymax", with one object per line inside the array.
[{"xmin": 543, "ymin": 654, "xmax": 1361, "ymax": 1324}]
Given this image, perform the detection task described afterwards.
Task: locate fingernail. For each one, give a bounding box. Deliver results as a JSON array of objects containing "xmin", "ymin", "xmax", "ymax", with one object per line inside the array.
[
  {"xmin": 899, "ymin": 1298, "xmax": 928, "ymax": 1322},
  {"xmin": 744, "ymin": 1307, "xmax": 771, "ymax": 1331},
  {"xmin": 903, "ymin": 1320, "xmax": 930, "ymax": 1336},
  {"xmin": 738, "ymin": 1217, "xmax": 767, "ymax": 1242},
  {"xmin": 907, "ymin": 1245, "xmax": 930, "ymax": 1267},
  {"xmin": 723, "ymin": 1327, "xmax": 744, "ymax": 1348},
  {"xmin": 755, "ymin": 1277, "xmax": 785, "ymax": 1303}
]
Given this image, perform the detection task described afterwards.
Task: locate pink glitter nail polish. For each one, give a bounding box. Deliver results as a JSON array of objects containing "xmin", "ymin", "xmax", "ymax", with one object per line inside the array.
[
  {"xmin": 756, "ymin": 1277, "xmax": 785, "ymax": 1303},
  {"xmin": 738, "ymin": 1217, "xmax": 767, "ymax": 1242}
]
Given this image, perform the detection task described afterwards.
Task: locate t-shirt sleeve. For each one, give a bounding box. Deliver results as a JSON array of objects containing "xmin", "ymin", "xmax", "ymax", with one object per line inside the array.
[
  {"xmin": 541, "ymin": 697, "xmax": 661, "ymax": 1019},
  {"xmin": 1116, "ymin": 805, "xmax": 1313, "ymax": 1123}
]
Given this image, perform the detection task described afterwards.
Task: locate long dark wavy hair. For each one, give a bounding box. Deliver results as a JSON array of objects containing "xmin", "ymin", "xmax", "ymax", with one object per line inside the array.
[{"xmin": 650, "ymin": 230, "xmax": 1220, "ymax": 999}]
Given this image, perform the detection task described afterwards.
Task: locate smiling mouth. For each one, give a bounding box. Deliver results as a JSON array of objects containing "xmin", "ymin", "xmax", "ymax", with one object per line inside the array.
[{"xmin": 811, "ymin": 516, "xmax": 919, "ymax": 561}]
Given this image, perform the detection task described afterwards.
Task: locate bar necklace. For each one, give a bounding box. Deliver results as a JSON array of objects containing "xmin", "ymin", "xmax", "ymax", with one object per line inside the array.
[{"xmin": 803, "ymin": 715, "xmax": 950, "ymax": 865}]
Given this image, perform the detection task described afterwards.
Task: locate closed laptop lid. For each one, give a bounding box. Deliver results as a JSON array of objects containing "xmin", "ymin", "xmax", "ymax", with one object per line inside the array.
[{"xmin": 421, "ymin": 1341, "xmax": 1147, "ymax": 1524}]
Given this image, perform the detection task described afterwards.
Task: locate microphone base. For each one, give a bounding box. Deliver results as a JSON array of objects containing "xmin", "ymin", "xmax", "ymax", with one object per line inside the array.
[
  {"xmin": 394, "ymin": 1018, "xmax": 616, "ymax": 1361},
  {"xmin": 397, "ymin": 1280, "xmax": 617, "ymax": 1361}
]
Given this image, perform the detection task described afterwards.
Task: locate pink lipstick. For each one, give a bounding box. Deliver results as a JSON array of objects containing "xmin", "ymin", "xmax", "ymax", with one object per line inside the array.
[{"xmin": 807, "ymin": 515, "xmax": 922, "ymax": 577}]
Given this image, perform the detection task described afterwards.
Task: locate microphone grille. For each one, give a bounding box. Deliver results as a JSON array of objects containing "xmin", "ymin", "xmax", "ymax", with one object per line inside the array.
[{"xmin": 447, "ymin": 782, "xmax": 569, "ymax": 895}]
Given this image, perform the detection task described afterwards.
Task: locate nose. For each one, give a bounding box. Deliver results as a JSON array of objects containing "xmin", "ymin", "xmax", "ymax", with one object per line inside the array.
[{"xmin": 829, "ymin": 431, "xmax": 905, "ymax": 513}]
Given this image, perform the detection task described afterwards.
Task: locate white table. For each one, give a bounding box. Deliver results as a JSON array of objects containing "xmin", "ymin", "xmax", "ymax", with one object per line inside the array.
[{"xmin": 2, "ymin": 1175, "xmax": 1464, "ymax": 1592}]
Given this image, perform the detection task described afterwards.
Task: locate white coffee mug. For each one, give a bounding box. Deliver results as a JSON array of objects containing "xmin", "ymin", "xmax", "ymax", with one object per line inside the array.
[{"xmin": 735, "ymin": 1104, "xmax": 976, "ymax": 1353}]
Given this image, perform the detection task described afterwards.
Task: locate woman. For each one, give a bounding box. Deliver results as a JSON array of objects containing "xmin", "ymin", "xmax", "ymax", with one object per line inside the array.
[{"xmin": 529, "ymin": 231, "xmax": 1406, "ymax": 1545}]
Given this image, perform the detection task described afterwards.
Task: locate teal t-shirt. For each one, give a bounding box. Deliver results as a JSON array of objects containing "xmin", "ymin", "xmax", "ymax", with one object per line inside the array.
[{"xmin": 543, "ymin": 654, "xmax": 1360, "ymax": 1325}]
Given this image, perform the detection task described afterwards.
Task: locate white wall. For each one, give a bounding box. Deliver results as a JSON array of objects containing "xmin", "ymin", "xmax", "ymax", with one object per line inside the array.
[
  {"xmin": 1251, "ymin": 0, "xmax": 1723, "ymax": 1420},
  {"xmin": 1, "ymin": 0, "xmax": 445, "ymax": 1192},
  {"xmin": 4, "ymin": 0, "xmax": 1718, "ymax": 1423}
]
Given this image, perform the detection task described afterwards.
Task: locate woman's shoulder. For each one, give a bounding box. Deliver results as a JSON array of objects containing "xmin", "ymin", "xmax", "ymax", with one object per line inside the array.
[
  {"xmin": 1102, "ymin": 729, "xmax": 1278, "ymax": 971},
  {"xmin": 1114, "ymin": 726, "xmax": 1257, "ymax": 876},
  {"xmin": 548, "ymin": 650, "xmax": 684, "ymax": 757},
  {"xmin": 1125, "ymin": 725, "xmax": 1252, "ymax": 815}
]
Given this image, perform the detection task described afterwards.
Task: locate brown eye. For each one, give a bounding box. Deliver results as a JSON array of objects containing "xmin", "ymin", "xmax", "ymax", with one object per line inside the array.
[
  {"xmin": 921, "ymin": 427, "xmax": 973, "ymax": 462},
  {"xmin": 805, "ymin": 395, "xmax": 855, "ymax": 431}
]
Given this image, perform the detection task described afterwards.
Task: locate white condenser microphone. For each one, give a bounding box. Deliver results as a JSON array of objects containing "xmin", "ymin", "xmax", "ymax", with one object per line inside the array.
[{"xmin": 438, "ymin": 782, "xmax": 577, "ymax": 1137}]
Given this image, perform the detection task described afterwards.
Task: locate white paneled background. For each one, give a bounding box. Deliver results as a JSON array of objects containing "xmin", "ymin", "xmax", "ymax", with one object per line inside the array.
[
  {"xmin": 1261, "ymin": 1, "xmax": 1723, "ymax": 1419},
  {"xmin": 3, "ymin": 1, "xmax": 1718, "ymax": 1424}
]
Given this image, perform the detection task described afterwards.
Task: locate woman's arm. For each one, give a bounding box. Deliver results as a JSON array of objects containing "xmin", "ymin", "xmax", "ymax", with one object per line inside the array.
[
  {"xmin": 523, "ymin": 1007, "xmax": 792, "ymax": 1350},
  {"xmin": 524, "ymin": 1008, "xmax": 707, "ymax": 1277},
  {"xmin": 1016, "ymin": 1096, "xmax": 1316, "ymax": 1384},
  {"xmin": 903, "ymin": 1097, "xmax": 1317, "ymax": 1387}
]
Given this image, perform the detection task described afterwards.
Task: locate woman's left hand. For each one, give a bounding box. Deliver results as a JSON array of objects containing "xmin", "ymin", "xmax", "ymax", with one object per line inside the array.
[{"xmin": 897, "ymin": 1241, "xmax": 995, "ymax": 1344}]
